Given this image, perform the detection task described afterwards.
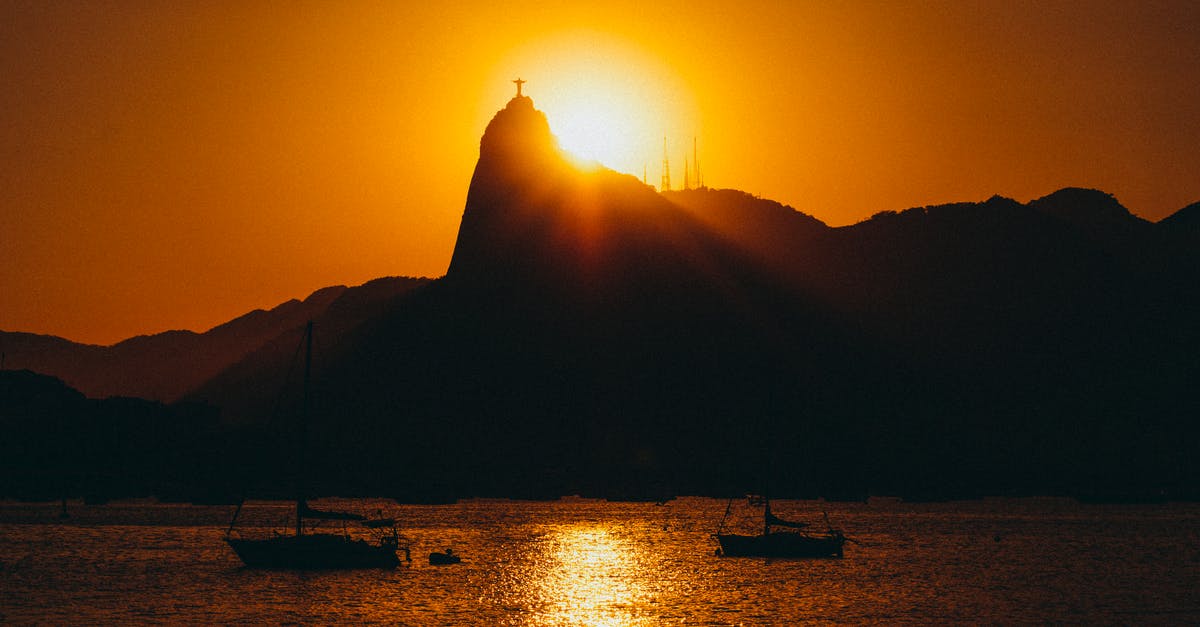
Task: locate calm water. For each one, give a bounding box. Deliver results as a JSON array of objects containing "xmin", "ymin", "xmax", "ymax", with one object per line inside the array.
[{"xmin": 1, "ymin": 497, "xmax": 1197, "ymax": 624}]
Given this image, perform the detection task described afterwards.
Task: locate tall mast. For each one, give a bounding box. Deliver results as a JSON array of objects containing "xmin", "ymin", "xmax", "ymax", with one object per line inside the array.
[
  {"xmin": 660, "ymin": 136, "xmax": 671, "ymax": 192},
  {"xmin": 296, "ymin": 320, "xmax": 313, "ymax": 537}
]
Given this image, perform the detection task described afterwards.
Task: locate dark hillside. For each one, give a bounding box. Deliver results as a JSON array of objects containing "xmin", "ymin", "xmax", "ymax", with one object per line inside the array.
[{"xmin": 5, "ymin": 95, "xmax": 1196, "ymax": 502}]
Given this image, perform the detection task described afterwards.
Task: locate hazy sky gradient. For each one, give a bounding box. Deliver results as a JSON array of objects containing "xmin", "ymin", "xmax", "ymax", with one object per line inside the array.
[{"xmin": 4, "ymin": 0, "xmax": 1198, "ymax": 344}]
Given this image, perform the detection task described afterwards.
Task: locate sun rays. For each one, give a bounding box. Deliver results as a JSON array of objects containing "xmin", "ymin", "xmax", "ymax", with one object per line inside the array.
[{"xmin": 487, "ymin": 31, "xmax": 699, "ymax": 179}]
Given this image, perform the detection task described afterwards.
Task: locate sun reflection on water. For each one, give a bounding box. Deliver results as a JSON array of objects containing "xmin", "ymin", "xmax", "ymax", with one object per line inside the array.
[{"xmin": 532, "ymin": 525, "xmax": 651, "ymax": 627}]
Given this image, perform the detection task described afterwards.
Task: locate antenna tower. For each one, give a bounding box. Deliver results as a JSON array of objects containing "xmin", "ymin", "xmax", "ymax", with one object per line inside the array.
[
  {"xmin": 661, "ymin": 136, "xmax": 671, "ymax": 191},
  {"xmin": 693, "ymin": 137, "xmax": 701, "ymax": 188}
]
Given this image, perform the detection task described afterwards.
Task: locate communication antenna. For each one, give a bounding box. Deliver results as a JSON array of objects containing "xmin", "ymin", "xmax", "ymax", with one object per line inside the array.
[
  {"xmin": 684, "ymin": 156, "xmax": 690, "ymax": 190},
  {"xmin": 661, "ymin": 136, "xmax": 671, "ymax": 192},
  {"xmin": 693, "ymin": 136, "xmax": 701, "ymax": 188}
]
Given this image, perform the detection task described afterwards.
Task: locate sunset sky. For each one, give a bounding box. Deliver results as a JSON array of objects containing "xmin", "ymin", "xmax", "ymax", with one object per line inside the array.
[{"xmin": 4, "ymin": 1, "xmax": 1199, "ymax": 345}]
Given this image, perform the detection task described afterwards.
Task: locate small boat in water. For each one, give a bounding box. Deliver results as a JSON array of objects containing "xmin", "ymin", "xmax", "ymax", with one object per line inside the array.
[
  {"xmin": 713, "ymin": 494, "xmax": 846, "ymax": 558},
  {"xmin": 224, "ymin": 322, "xmax": 406, "ymax": 569},
  {"xmin": 428, "ymin": 548, "xmax": 461, "ymax": 565},
  {"xmin": 226, "ymin": 499, "xmax": 404, "ymax": 569}
]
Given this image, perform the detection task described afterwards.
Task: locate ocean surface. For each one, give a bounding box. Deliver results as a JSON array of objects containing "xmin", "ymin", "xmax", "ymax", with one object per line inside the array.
[{"xmin": 1, "ymin": 497, "xmax": 1197, "ymax": 625}]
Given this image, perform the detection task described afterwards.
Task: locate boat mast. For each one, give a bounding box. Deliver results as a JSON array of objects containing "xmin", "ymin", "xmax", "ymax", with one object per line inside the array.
[
  {"xmin": 716, "ymin": 497, "xmax": 734, "ymax": 534},
  {"xmin": 296, "ymin": 321, "xmax": 313, "ymax": 537}
]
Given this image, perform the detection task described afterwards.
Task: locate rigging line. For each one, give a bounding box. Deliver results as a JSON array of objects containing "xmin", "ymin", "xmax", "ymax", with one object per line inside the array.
[
  {"xmin": 717, "ymin": 497, "xmax": 734, "ymax": 534},
  {"xmin": 264, "ymin": 326, "xmax": 308, "ymax": 434},
  {"xmin": 225, "ymin": 499, "xmax": 245, "ymax": 539},
  {"xmin": 226, "ymin": 326, "xmax": 305, "ymax": 531}
]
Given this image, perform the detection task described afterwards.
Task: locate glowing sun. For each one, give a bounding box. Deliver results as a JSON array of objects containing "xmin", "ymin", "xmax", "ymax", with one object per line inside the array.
[
  {"xmin": 552, "ymin": 90, "xmax": 642, "ymax": 168},
  {"xmin": 490, "ymin": 32, "xmax": 698, "ymax": 177}
]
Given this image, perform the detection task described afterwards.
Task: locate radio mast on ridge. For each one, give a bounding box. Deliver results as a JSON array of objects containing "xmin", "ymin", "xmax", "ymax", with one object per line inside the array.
[
  {"xmin": 661, "ymin": 137, "xmax": 671, "ymax": 192},
  {"xmin": 693, "ymin": 136, "xmax": 702, "ymax": 188}
]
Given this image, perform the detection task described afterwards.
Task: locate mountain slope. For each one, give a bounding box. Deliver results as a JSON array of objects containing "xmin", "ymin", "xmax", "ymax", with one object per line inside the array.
[
  {"xmin": 5, "ymin": 93, "xmax": 1197, "ymax": 501},
  {"xmin": 179, "ymin": 95, "xmax": 1199, "ymax": 499},
  {"xmin": 0, "ymin": 277, "xmax": 427, "ymax": 401}
]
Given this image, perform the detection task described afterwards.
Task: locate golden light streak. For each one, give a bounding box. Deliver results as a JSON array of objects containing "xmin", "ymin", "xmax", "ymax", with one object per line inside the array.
[{"xmin": 532, "ymin": 525, "xmax": 652, "ymax": 627}]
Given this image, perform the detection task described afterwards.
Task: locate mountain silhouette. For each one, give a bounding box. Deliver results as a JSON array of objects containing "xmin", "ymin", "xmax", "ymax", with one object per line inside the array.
[
  {"xmin": 3, "ymin": 93, "xmax": 1197, "ymax": 501},
  {"xmin": 1160, "ymin": 200, "xmax": 1200, "ymax": 246},
  {"xmin": 292, "ymin": 93, "xmax": 862, "ymax": 498},
  {"xmin": 0, "ymin": 277, "xmax": 427, "ymax": 401}
]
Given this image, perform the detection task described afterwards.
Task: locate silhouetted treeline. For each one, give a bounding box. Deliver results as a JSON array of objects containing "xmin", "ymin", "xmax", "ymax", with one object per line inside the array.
[{"xmin": 0, "ymin": 369, "xmax": 237, "ymax": 501}]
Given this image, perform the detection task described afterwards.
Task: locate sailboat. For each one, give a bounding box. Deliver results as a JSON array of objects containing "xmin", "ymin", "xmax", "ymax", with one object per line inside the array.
[
  {"xmin": 713, "ymin": 494, "xmax": 846, "ymax": 558},
  {"xmin": 225, "ymin": 321, "xmax": 404, "ymax": 569}
]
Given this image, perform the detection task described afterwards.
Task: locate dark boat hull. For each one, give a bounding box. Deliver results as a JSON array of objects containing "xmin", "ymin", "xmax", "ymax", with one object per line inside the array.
[
  {"xmin": 716, "ymin": 531, "xmax": 845, "ymax": 558},
  {"xmin": 227, "ymin": 534, "xmax": 400, "ymax": 569},
  {"xmin": 428, "ymin": 551, "xmax": 461, "ymax": 565}
]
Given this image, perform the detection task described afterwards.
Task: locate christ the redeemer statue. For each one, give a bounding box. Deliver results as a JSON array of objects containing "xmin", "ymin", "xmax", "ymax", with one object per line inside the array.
[{"xmin": 513, "ymin": 78, "xmax": 526, "ymax": 97}]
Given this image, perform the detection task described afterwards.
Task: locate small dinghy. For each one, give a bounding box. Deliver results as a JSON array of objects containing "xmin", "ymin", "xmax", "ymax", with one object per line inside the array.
[{"xmin": 428, "ymin": 548, "xmax": 461, "ymax": 565}]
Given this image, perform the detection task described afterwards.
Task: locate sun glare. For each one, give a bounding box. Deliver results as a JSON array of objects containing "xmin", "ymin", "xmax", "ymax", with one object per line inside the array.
[
  {"xmin": 487, "ymin": 32, "xmax": 698, "ymax": 178},
  {"xmin": 553, "ymin": 94, "xmax": 638, "ymax": 168}
]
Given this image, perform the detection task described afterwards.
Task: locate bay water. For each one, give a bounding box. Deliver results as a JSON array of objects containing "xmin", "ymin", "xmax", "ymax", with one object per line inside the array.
[{"xmin": 2, "ymin": 497, "xmax": 1197, "ymax": 624}]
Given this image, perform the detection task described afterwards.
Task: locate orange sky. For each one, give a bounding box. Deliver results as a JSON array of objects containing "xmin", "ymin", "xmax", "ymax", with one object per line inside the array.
[{"xmin": 3, "ymin": 1, "xmax": 1199, "ymax": 345}]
